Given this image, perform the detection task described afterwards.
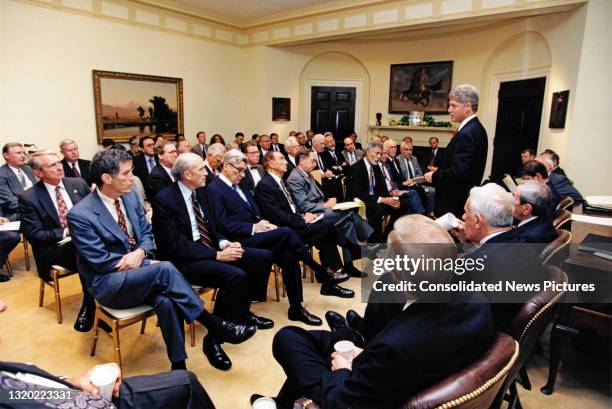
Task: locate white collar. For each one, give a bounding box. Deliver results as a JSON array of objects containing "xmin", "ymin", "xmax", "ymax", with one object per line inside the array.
[
  {"xmin": 518, "ymin": 216, "xmax": 538, "ymax": 227},
  {"xmin": 218, "ymin": 173, "xmax": 233, "ymax": 188},
  {"xmin": 458, "ymin": 114, "xmax": 477, "ymax": 132},
  {"xmin": 178, "ymin": 180, "xmax": 193, "ymax": 198},
  {"xmin": 43, "ymin": 180, "xmax": 65, "ymax": 192},
  {"xmin": 97, "ymin": 189, "xmax": 119, "ymax": 206},
  {"xmin": 268, "ymin": 171, "xmax": 283, "ymax": 185}
]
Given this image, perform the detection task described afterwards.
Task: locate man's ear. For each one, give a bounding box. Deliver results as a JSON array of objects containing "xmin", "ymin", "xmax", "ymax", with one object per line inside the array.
[{"xmin": 100, "ymin": 173, "xmax": 112, "ymax": 186}]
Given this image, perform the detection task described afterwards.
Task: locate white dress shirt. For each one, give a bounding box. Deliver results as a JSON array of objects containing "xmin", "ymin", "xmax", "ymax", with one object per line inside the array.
[
  {"xmin": 178, "ymin": 181, "xmax": 227, "ymax": 248},
  {"xmin": 97, "ymin": 189, "xmax": 133, "ymax": 237},
  {"xmin": 517, "ymin": 216, "xmax": 538, "ymax": 227},
  {"xmin": 44, "ymin": 181, "xmax": 74, "ymax": 214},
  {"xmin": 457, "ymin": 114, "xmax": 477, "ymax": 133},
  {"xmin": 269, "ymin": 172, "xmax": 297, "ymax": 213},
  {"xmin": 66, "ymin": 160, "xmax": 81, "ymax": 175},
  {"xmin": 248, "ymin": 165, "xmax": 262, "ymax": 187},
  {"xmin": 378, "ymin": 163, "xmax": 394, "ymax": 191},
  {"xmin": 162, "ymin": 165, "xmax": 175, "ymax": 182},
  {"xmin": 9, "ymin": 165, "xmax": 33, "ymax": 190},
  {"xmin": 479, "ymin": 229, "xmax": 509, "ymax": 245},
  {"xmin": 346, "ymin": 151, "xmax": 356, "ymax": 165}
]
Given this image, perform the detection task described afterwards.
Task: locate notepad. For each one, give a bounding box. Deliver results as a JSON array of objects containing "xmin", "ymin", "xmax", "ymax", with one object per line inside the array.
[
  {"xmin": 333, "ymin": 202, "xmax": 361, "ymax": 211},
  {"xmin": 0, "ymin": 221, "xmax": 20, "ymax": 231}
]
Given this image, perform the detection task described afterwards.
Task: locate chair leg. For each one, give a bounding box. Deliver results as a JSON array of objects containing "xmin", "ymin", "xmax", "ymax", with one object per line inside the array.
[
  {"xmin": 189, "ymin": 323, "xmax": 196, "ymax": 347},
  {"xmin": 212, "ymin": 288, "xmax": 218, "ymax": 301},
  {"xmin": 90, "ymin": 316, "xmax": 100, "ymax": 356},
  {"xmin": 112, "ymin": 320, "xmax": 122, "ymax": 372},
  {"xmin": 38, "ymin": 280, "xmax": 45, "ymax": 307},
  {"xmin": 541, "ymin": 323, "xmax": 579, "ymax": 395},
  {"xmin": 5, "ymin": 260, "xmax": 13, "ymax": 277},
  {"xmin": 53, "ymin": 272, "xmax": 62, "ymax": 324},
  {"xmin": 140, "ymin": 318, "xmax": 147, "ymax": 334},
  {"xmin": 23, "ymin": 238, "xmax": 30, "ymax": 271},
  {"xmin": 273, "ymin": 265, "xmax": 280, "ymax": 302},
  {"xmin": 519, "ymin": 366, "xmax": 531, "ymax": 390}
]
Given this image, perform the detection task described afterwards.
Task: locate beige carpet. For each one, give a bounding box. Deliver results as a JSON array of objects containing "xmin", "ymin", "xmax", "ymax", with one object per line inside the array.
[{"xmin": 0, "ymin": 250, "xmax": 610, "ymax": 409}]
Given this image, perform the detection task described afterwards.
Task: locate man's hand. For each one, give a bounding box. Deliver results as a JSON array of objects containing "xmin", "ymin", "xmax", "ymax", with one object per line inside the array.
[
  {"xmin": 228, "ymin": 242, "xmax": 242, "ymax": 249},
  {"xmin": 323, "ymin": 170, "xmax": 334, "ymax": 178},
  {"xmin": 424, "ymin": 171, "xmax": 434, "ymax": 183},
  {"xmin": 450, "ymin": 220, "xmax": 467, "ymax": 244},
  {"xmin": 390, "ymin": 189, "xmax": 402, "ymax": 197},
  {"xmin": 381, "ymin": 197, "xmax": 400, "ymax": 209},
  {"xmin": 427, "ymin": 165, "xmax": 438, "ymax": 172},
  {"xmin": 324, "ymin": 198, "xmax": 337, "ymax": 209},
  {"xmin": 331, "ymin": 352, "xmax": 353, "ymax": 372},
  {"xmin": 0, "ymin": 217, "xmax": 8, "ymax": 225},
  {"xmin": 303, "ymin": 213, "xmax": 317, "ymax": 223},
  {"xmin": 63, "ymin": 228, "xmax": 70, "ymax": 238},
  {"xmin": 216, "ymin": 246, "xmax": 244, "ymax": 262},
  {"xmin": 115, "ymin": 249, "xmax": 146, "ymax": 271},
  {"xmin": 403, "ymin": 179, "xmax": 415, "ymax": 187},
  {"xmin": 253, "ymin": 220, "xmax": 277, "ymax": 233},
  {"xmin": 68, "ymin": 363, "xmax": 122, "ymax": 399}
]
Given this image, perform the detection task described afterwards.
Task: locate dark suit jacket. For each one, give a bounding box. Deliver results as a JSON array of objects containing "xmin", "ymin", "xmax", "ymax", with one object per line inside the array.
[
  {"xmin": 132, "ymin": 154, "xmax": 157, "ymax": 187},
  {"xmin": 271, "ymin": 143, "xmax": 286, "ymax": 155},
  {"xmin": 318, "ymin": 292, "xmax": 493, "ymax": 409},
  {"xmin": 204, "ymin": 177, "xmax": 262, "ymax": 240},
  {"xmin": 146, "ymin": 164, "xmax": 173, "ymax": 200},
  {"xmin": 551, "ymin": 167, "xmax": 566, "ymax": 177},
  {"xmin": 432, "ymin": 117, "xmax": 488, "ymax": 217},
  {"xmin": 61, "ymin": 158, "xmax": 91, "ymax": 185},
  {"xmin": 242, "ymin": 164, "xmax": 265, "ymax": 195},
  {"xmin": 254, "ymin": 173, "xmax": 307, "ymax": 230},
  {"xmin": 18, "ymin": 178, "xmax": 89, "ymax": 280},
  {"xmin": 284, "ymin": 154, "xmax": 297, "ymax": 179},
  {"xmin": 347, "ymin": 159, "xmax": 389, "ymax": 206},
  {"xmin": 547, "ymin": 172, "xmax": 583, "ymax": 205},
  {"xmin": 321, "ymin": 150, "xmax": 343, "ymax": 175},
  {"xmin": 0, "ymin": 164, "xmax": 37, "ymax": 220},
  {"xmin": 515, "ymin": 217, "xmax": 557, "ymax": 243},
  {"xmin": 152, "ymin": 183, "xmax": 223, "ymax": 264}
]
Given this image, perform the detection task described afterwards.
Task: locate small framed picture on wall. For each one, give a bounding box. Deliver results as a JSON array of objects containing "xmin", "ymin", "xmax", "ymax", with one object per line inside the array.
[
  {"xmin": 549, "ymin": 90, "xmax": 569, "ymax": 129},
  {"xmin": 272, "ymin": 97, "xmax": 291, "ymax": 121}
]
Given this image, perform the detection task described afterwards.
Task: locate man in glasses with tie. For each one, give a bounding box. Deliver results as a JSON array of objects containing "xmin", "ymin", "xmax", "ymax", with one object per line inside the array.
[
  {"xmin": 60, "ymin": 139, "xmax": 92, "ymax": 185},
  {"xmin": 0, "ymin": 142, "xmax": 36, "ymax": 282},
  {"xmin": 68, "ymin": 149, "xmax": 256, "ymax": 371}
]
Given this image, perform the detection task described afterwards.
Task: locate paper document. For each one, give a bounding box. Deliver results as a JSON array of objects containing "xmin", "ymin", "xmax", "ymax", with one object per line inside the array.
[
  {"xmin": 585, "ymin": 196, "xmax": 612, "ymax": 209},
  {"xmin": 333, "ymin": 202, "xmax": 361, "ymax": 211},
  {"xmin": 0, "ymin": 221, "xmax": 20, "ymax": 231},
  {"xmin": 58, "ymin": 236, "xmax": 72, "ymax": 246},
  {"xmin": 503, "ymin": 175, "xmax": 518, "ymax": 193},
  {"xmin": 409, "ymin": 176, "xmax": 426, "ymax": 184},
  {"xmin": 309, "ymin": 213, "xmax": 324, "ymax": 224},
  {"xmin": 571, "ymin": 213, "xmax": 612, "ymax": 227}
]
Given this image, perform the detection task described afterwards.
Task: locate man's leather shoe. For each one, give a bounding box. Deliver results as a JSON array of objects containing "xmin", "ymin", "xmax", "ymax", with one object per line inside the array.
[
  {"xmin": 0, "ymin": 274, "xmax": 10, "ymax": 282},
  {"xmin": 320, "ymin": 283, "xmax": 354, "ymax": 298},
  {"xmin": 325, "ymin": 310, "xmax": 348, "ymax": 331},
  {"xmin": 346, "ymin": 309, "xmax": 364, "ymax": 332},
  {"xmin": 244, "ymin": 313, "xmax": 274, "ymax": 330},
  {"xmin": 213, "ymin": 320, "xmax": 256, "ymax": 344},
  {"xmin": 342, "ymin": 264, "xmax": 367, "ymax": 278},
  {"xmin": 203, "ymin": 336, "xmax": 231, "ymax": 370},
  {"xmin": 288, "ymin": 307, "xmax": 322, "ymax": 326},
  {"xmin": 316, "ymin": 268, "xmax": 349, "ymax": 285},
  {"xmin": 73, "ymin": 305, "xmax": 94, "ymax": 332}
]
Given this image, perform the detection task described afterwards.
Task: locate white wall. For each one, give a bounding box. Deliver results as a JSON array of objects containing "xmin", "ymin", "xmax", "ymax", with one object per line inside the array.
[{"xmin": 0, "ymin": 0, "xmax": 246, "ymax": 160}]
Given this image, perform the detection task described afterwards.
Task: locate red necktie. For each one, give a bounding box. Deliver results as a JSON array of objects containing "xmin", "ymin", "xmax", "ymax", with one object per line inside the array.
[
  {"xmin": 191, "ymin": 192, "xmax": 214, "ymax": 247},
  {"xmin": 114, "ymin": 199, "xmax": 136, "ymax": 250},
  {"xmin": 55, "ymin": 186, "xmax": 68, "ymax": 229}
]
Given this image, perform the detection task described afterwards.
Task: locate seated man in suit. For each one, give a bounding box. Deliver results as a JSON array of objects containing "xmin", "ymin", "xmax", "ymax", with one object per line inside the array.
[
  {"xmin": 127, "ymin": 135, "xmax": 141, "ymax": 158},
  {"xmin": 152, "ymin": 152, "xmax": 272, "ymax": 370},
  {"xmin": 255, "ymin": 152, "xmax": 355, "ymax": 298},
  {"xmin": 319, "ymin": 134, "xmax": 344, "ymax": 201},
  {"xmin": 513, "ymin": 180, "xmax": 557, "ymax": 243},
  {"xmin": 341, "ymin": 137, "xmax": 363, "ymax": 167},
  {"xmin": 146, "ymin": 140, "xmax": 177, "ymax": 199},
  {"xmin": 60, "ymin": 139, "xmax": 91, "ymax": 185},
  {"xmin": 242, "ymin": 144, "xmax": 265, "ymax": 194},
  {"xmin": 520, "ymin": 148, "xmax": 536, "ymax": 165},
  {"xmin": 283, "ymin": 136, "xmax": 299, "ymax": 179},
  {"xmin": 452, "ymin": 183, "xmax": 545, "ymax": 332},
  {"xmin": 0, "ymin": 299, "xmax": 216, "ymax": 409},
  {"xmin": 0, "ymin": 142, "xmax": 37, "ymax": 282},
  {"xmin": 270, "ymin": 133, "xmax": 286, "ymax": 154},
  {"xmin": 287, "ymin": 150, "xmax": 370, "ymax": 277},
  {"xmin": 68, "ymin": 149, "xmax": 256, "ymax": 371},
  {"xmin": 541, "ymin": 149, "xmax": 566, "ymax": 176},
  {"xmin": 132, "ymin": 136, "xmax": 157, "ymax": 187},
  {"xmin": 521, "ymin": 160, "xmax": 583, "ymax": 209},
  {"xmin": 18, "ymin": 151, "xmax": 95, "ymax": 331},
  {"xmin": 203, "ymin": 143, "xmax": 225, "ymax": 185},
  {"xmin": 348, "ymin": 141, "xmax": 412, "ymax": 243},
  {"xmin": 397, "ymin": 140, "xmax": 435, "ymax": 215},
  {"xmin": 254, "ymin": 214, "xmax": 494, "ymax": 409},
  {"xmin": 258, "ymin": 134, "xmax": 272, "ymax": 162},
  {"xmin": 380, "ymin": 141, "xmax": 425, "ymax": 216},
  {"xmin": 205, "ymin": 149, "xmax": 351, "ymax": 326}
]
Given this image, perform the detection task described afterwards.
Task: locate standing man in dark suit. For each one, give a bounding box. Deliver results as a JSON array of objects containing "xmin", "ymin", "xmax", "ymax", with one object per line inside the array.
[
  {"xmin": 68, "ymin": 149, "xmax": 256, "ymax": 371},
  {"xmin": 0, "ymin": 142, "xmax": 37, "ymax": 282},
  {"xmin": 145, "ymin": 140, "xmax": 177, "ymax": 199},
  {"xmin": 242, "ymin": 144, "xmax": 265, "ymax": 195},
  {"xmin": 255, "ymin": 152, "xmax": 354, "ymax": 298},
  {"xmin": 152, "ymin": 153, "xmax": 271, "ymax": 370},
  {"xmin": 19, "ymin": 151, "xmax": 95, "ymax": 331},
  {"xmin": 60, "ymin": 139, "xmax": 91, "ymax": 185},
  {"xmin": 513, "ymin": 181, "xmax": 557, "ymax": 243},
  {"xmin": 270, "ymin": 133, "xmax": 286, "ymax": 155},
  {"xmin": 424, "ymin": 84, "xmax": 488, "ymax": 217},
  {"xmin": 132, "ymin": 136, "xmax": 157, "ymax": 187},
  {"xmin": 192, "ymin": 131, "xmax": 208, "ymax": 159}
]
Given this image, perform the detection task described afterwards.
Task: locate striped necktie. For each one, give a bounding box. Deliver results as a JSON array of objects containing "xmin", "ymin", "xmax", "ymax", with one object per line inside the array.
[{"xmin": 191, "ymin": 192, "xmax": 213, "ymax": 247}]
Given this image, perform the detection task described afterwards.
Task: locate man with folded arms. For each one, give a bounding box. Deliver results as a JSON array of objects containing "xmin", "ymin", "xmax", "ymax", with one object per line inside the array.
[
  {"xmin": 255, "ymin": 152, "xmax": 355, "ymax": 298},
  {"xmin": 60, "ymin": 139, "xmax": 91, "ymax": 185},
  {"xmin": 153, "ymin": 152, "xmax": 272, "ymax": 370},
  {"xmin": 68, "ymin": 149, "xmax": 255, "ymax": 371},
  {"xmin": 18, "ymin": 151, "xmax": 95, "ymax": 331},
  {"xmin": 513, "ymin": 180, "xmax": 557, "ymax": 243}
]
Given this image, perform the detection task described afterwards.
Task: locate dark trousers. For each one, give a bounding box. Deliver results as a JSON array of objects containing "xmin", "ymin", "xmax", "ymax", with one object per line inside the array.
[
  {"xmin": 0, "ymin": 231, "xmax": 20, "ymax": 269},
  {"xmin": 297, "ymin": 219, "xmax": 343, "ymax": 271},
  {"xmin": 272, "ymin": 326, "xmax": 335, "ymax": 408},
  {"xmin": 92, "ymin": 261, "xmax": 204, "ymax": 363},
  {"xmin": 241, "ymin": 228, "xmax": 304, "ymax": 307},
  {"xmin": 177, "ymin": 247, "xmax": 272, "ymax": 321},
  {"xmin": 365, "ymin": 203, "xmax": 406, "ymax": 243}
]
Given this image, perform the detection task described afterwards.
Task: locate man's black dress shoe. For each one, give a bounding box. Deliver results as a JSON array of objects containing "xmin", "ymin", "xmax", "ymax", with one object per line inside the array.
[
  {"xmin": 73, "ymin": 305, "xmax": 94, "ymax": 332},
  {"xmin": 342, "ymin": 264, "xmax": 367, "ymax": 278},
  {"xmin": 288, "ymin": 307, "xmax": 322, "ymax": 326},
  {"xmin": 244, "ymin": 313, "xmax": 274, "ymax": 330},
  {"xmin": 325, "ymin": 310, "xmax": 348, "ymax": 331},
  {"xmin": 213, "ymin": 321, "xmax": 256, "ymax": 344},
  {"xmin": 346, "ymin": 309, "xmax": 364, "ymax": 332},
  {"xmin": 315, "ymin": 268, "xmax": 349, "ymax": 285},
  {"xmin": 0, "ymin": 274, "xmax": 10, "ymax": 282},
  {"xmin": 203, "ymin": 336, "xmax": 231, "ymax": 371},
  {"xmin": 320, "ymin": 283, "xmax": 354, "ymax": 298}
]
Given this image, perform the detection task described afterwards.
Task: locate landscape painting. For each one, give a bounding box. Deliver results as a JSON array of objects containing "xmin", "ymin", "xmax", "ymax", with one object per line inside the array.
[
  {"xmin": 93, "ymin": 70, "xmax": 183, "ymax": 143},
  {"xmin": 389, "ymin": 61, "xmax": 453, "ymax": 114}
]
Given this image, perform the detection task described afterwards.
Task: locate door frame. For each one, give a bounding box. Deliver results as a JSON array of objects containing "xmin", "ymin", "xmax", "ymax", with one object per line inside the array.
[
  {"xmin": 302, "ymin": 79, "xmax": 364, "ymax": 139},
  {"xmin": 484, "ymin": 66, "xmax": 550, "ymax": 178}
]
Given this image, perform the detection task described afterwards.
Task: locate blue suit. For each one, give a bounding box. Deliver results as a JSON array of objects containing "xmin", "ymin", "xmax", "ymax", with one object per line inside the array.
[
  {"xmin": 67, "ymin": 190, "xmax": 204, "ymax": 363},
  {"xmin": 547, "ymin": 172, "xmax": 583, "ymax": 207},
  {"xmin": 515, "ymin": 217, "xmax": 557, "ymax": 244}
]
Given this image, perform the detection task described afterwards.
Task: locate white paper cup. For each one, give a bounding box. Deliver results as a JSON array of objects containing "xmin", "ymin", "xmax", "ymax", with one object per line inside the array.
[
  {"xmin": 252, "ymin": 397, "xmax": 277, "ymax": 409},
  {"xmin": 435, "ymin": 212, "xmax": 459, "ymax": 231},
  {"xmin": 334, "ymin": 340, "xmax": 355, "ymax": 360},
  {"xmin": 90, "ymin": 364, "xmax": 119, "ymax": 401}
]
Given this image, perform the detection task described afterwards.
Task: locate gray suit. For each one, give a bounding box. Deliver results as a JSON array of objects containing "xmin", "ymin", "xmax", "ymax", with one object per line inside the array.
[
  {"xmin": 192, "ymin": 143, "xmax": 208, "ymax": 159},
  {"xmin": 0, "ymin": 164, "xmax": 36, "ymax": 220},
  {"xmin": 341, "ymin": 149, "xmax": 364, "ymax": 166},
  {"xmin": 397, "ymin": 155, "xmax": 436, "ymax": 214},
  {"xmin": 286, "ymin": 167, "xmax": 326, "ymax": 214}
]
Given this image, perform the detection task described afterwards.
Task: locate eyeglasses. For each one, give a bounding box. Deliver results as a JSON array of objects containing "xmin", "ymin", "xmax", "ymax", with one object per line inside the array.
[{"xmin": 227, "ymin": 162, "xmax": 246, "ymax": 176}]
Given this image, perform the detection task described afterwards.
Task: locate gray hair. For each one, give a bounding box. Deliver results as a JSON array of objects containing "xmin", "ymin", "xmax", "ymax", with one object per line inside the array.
[
  {"xmin": 223, "ymin": 149, "xmax": 246, "ymax": 165},
  {"xmin": 469, "ymin": 183, "xmax": 513, "ymax": 227},
  {"xmin": 449, "ymin": 84, "xmax": 479, "ymax": 113},
  {"xmin": 285, "ymin": 136, "xmax": 299, "ymax": 148},
  {"xmin": 90, "ymin": 148, "xmax": 132, "ymax": 186},
  {"xmin": 2, "ymin": 142, "xmax": 23, "ymax": 154},
  {"xmin": 517, "ymin": 180, "xmax": 551, "ymax": 217},
  {"xmin": 365, "ymin": 140, "xmax": 384, "ymax": 152},
  {"xmin": 59, "ymin": 139, "xmax": 76, "ymax": 150},
  {"xmin": 312, "ymin": 134, "xmax": 325, "ymax": 145},
  {"xmin": 172, "ymin": 152, "xmax": 202, "ymax": 181},
  {"xmin": 28, "ymin": 150, "xmax": 58, "ymax": 171},
  {"xmin": 207, "ymin": 143, "xmax": 226, "ymax": 158}
]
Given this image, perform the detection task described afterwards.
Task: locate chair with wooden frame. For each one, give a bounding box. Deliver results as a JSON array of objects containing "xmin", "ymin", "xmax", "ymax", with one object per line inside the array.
[
  {"xmin": 540, "ymin": 230, "xmax": 572, "ymax": 266},
  {"xmin": 38, "ymin": 265, "xmax": 78, "ymax": 324},
  {"xmin": 552, "ymin": 208, "xmax": 571, "ymax": 230},
  {"xmin": 187, "ymin": 285, "xmax": 216, "ymax": 347},
  {"xmin": 556, "ymin": 196, "xmax": 574, "ymax": 211}
]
